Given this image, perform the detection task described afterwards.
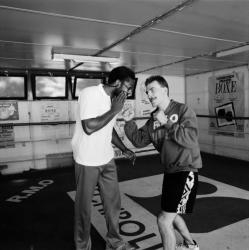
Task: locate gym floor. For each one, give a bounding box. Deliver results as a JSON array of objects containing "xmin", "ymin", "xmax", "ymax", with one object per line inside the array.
[{"xmin": 0, "ymin": 152, "xmax": 249, "ymax": 250}]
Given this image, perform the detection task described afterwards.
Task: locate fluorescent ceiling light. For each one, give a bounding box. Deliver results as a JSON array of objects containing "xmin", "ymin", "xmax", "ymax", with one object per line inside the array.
[
  {"xmin": 52, "ymin": 52, "xmax": 120, "ymax": 64},
  {"xmin": 216, "ymin": 45, "xmax": 249, "ymax": 58}
]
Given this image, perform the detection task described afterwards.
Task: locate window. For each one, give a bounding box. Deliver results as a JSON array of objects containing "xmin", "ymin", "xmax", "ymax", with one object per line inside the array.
[
  {"xmin": 73, "ymin": 76, "xmax": 137, "ymax": 99},
  {"xmin": 0, "ymin": 75, "xmax": 27, "ymax": 99},
  {"xmin": 33, "ymin": 75, "xmax": 67, "ymax": 99},
  {"xmin": 73, "ymin": 77, "xmax": 105, "ymax": 98}
]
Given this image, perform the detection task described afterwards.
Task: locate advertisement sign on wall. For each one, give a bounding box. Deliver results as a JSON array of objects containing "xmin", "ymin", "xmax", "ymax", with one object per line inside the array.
[
  {"xmin": 0, "ymin": 101, "xmax": 19, "ymax": 121},
  {"xmin": 0, "ymin": 124, "xmax": 15, "ymax": 148},
  {"xmin": 208, "ymin": 71, "xmax": 245, "ymax": 137},
  {"xmin": 40, "ymin": 102, "xmax": 66, "ymax": 137}
]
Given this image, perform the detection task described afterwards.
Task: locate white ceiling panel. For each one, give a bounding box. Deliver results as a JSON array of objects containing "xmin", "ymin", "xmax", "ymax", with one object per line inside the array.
[
  {"xmin": 0, "ymin": 8, "xmax": 134, "ymax": 48},
  {"xmin": 0, "ymin": 0, "xmax": 248, "ymax": 75},
  {"xmin": 114, "ymin": 28, "xmax": 238, "ymax": 57},
  {"xmin": 0, "ymin": 0, "xmax": 183, "ymax": 25},
  {"xmin": 154, "ymin": 0, "xmax": 249, "ymax": 43}
]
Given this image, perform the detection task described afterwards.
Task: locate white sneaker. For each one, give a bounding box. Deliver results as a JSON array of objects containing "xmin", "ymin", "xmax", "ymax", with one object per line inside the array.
[{"xmin": 176, "ymin": 240, "xmax": 199, "ymax": 250}]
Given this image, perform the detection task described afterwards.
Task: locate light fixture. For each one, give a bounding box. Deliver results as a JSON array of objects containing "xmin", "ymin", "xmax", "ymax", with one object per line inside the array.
[
  {"xmin": 216, "ymin": 44, "xmax": 249, "ymax": 58},
  {"xmin": 52, "ymin": 51, "xmax": 120, "ymax": 64}
]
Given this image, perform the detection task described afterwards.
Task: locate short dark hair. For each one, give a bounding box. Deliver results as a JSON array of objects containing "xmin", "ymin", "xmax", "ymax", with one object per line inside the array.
[
  {"xmin": 145, "ymin": 75, "xmax": 169, "ymax": 96},
  {"xmin": 145, "ymin": 75, "xmax": 169, "ymax": 89},
  {"xmin": 108, "ymin": 66, "xmax": 135, "ymax": 85}
]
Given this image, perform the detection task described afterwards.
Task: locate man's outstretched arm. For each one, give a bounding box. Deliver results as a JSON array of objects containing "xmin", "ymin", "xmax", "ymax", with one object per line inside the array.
[{"xmin": 112, "ymin": 128, "xmax": 136, "ymax": 164}]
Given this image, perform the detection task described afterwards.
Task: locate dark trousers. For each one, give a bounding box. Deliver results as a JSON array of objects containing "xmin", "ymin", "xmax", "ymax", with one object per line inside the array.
[{"xmin": 74, "ymin": 159, "xmax": 123, "ymax": 250}]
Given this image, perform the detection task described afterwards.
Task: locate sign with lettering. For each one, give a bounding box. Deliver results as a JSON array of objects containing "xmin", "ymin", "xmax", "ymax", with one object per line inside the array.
[
  {"xmin": 68, "ymin": 175, "xmax": 165, "ymax": 249},
  {"xmin": 41, "ymin": 102, "xmax": 61, "ymax": 122},
  {"xmin": 6, "ymin": 180, "xmax": 54, "ymax": 203},
  {"xmin": 40, "ymin": 101, "xmax": 68, "ymax": 137},
  {"xmin": 68, "ymin": 174, "xmax": 249, "ymax": 249},
  {"xmin": 208, "ymin": 72, "xmax": 245, "ymax": 137},
  {"xmin": 0, "ymin": 124, "xmax": 15, "ymax": 148}
]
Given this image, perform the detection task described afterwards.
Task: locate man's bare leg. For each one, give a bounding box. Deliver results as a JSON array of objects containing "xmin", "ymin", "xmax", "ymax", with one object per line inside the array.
[
  {"xmin": 157, "ymin": 211, "xmax": 177, "ymax": 250},
  {"xmin": 173, "ymin": 214, "xmax": 195, "ymax": 245}
]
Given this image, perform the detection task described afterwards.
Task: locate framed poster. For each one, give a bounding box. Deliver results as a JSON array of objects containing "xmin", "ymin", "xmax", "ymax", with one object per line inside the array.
[{"xmin": 215, "ymin": 102, "xmax": 236, "ymax": 127}]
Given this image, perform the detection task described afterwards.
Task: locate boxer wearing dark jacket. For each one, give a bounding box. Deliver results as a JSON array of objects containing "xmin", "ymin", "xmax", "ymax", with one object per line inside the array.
[
  {"xmin": 124, "ymin": 99, "xmax": 202, "ymax": 173},
  {"xmin": 123, "ymin": 75, "xmax": 201, "ymax": 250}
]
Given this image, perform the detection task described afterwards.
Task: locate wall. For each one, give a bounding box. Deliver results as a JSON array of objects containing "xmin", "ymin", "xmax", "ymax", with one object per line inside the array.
[{"xmin": 0, "ymin": 73, "xmax": 185, "ymax": 175}]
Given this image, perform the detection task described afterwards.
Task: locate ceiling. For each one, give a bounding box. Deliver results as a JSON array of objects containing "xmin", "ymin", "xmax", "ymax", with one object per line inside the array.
[{"xmin": 0, "ymin": 0, "xmax": 249, "ymax": 76}]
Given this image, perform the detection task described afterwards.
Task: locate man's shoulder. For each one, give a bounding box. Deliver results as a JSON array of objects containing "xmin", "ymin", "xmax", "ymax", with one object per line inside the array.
[
  {"xmin": 171, "ymin": 100, "xmax": 190, "ymax": 111},
  {"xmin": 79, "ymin": 85, "xmax": 100, "ymax": 97},
  {"xmin": 169, "ymin": 101, "xmax": 197, "ymax": 118},
  {"xmin": 171, "ymin": 100, "xmax": 184, "ymax": 107}
]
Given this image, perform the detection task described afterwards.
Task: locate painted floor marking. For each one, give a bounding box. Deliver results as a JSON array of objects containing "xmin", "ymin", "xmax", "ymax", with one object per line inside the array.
[
  {"xmin": 193, "ymin": 175, "xmax": 249, "ymax": 250},
  {"xmin": 68, "ymin": 174, "xmax": 164, "ymax": 249},
  {"xmin": 68, "ymin": 174, "xmax": 249, "ymax": 250}
]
